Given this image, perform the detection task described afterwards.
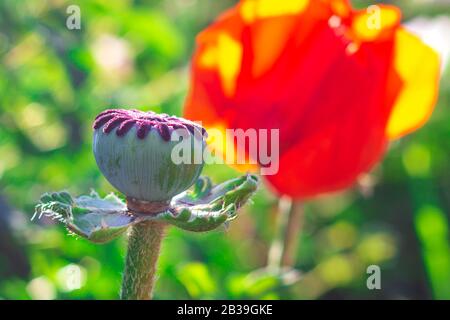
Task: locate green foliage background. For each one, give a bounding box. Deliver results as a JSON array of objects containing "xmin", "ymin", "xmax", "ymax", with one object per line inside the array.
[{"xmin": 0, "ymin": 0, "xmax": 449, "ymax": 299}]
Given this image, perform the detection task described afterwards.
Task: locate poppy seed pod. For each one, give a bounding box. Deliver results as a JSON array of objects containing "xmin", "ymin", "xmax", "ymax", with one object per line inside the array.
[{"xmin": 93, "ymin": 109, "xmax": 206, "ymax": 204}]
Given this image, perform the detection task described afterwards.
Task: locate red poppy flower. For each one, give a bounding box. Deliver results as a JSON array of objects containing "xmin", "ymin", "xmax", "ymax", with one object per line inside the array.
[{"xmin": 184, "ymin": 0, "xmax": 440, "ymax": 199}]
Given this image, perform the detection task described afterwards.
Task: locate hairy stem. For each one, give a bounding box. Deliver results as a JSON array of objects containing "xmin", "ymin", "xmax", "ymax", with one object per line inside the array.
[
  {"xmin": 120, "ymin": 220, "xmax": 165, "ymax": 300},
  {"xmin": 281, "ymin": 201, "xmax": 304, "ymax": 267},
  {"xmin": 268, "ymin": 197, "xmax": 304, "ymax": 270},
  {"xmin": 268, "ymin": 196, "xmax": 292, "ymax": 270}
]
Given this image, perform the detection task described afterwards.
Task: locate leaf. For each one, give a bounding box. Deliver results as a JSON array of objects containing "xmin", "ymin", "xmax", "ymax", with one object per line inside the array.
[
  {"xmin": 34, "ymin": 191, "xmax": 138, "ymax": 243},
  {"xmin": 156, "ymin": 174, "xmax": 258, "ymax": 232},
  {"xmin": 33, "ymin": 174, "xmax": 259, "ymax": 240}
]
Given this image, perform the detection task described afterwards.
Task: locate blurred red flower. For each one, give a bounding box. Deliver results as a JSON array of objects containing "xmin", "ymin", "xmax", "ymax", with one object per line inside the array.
[{"xmin": 184, "ymin": 0, "xmax": 440, "ymax": 199}]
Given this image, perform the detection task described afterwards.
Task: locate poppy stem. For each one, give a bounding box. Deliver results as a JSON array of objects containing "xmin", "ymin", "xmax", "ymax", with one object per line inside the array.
[
  {"xmin": 120, "ymin": 220, "xmax": 165, "ymax": 300},
  {"xmin": 268, "ymin": 197, "xmax": 304, "ymax": 270},
  {"xmin": 281, "ymin": 201, "xmax": 304, "ymax": 267},
  {"xmin": 268, "ymin": 196, "xmax": 291, "ymax": 270}
]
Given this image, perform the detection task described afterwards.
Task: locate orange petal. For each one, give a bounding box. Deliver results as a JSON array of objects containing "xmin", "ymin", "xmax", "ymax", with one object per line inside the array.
[
  {"xmin": 249, "ymin": 17, "xmax": 298, "ymax": 78},
  {"xmin": 386, "ymin": 27, "xmax": 440, "ymax": 139},
  {"xmin": 197, "ymin": 32, "xmax": 243, "ymax": 97},
  {"xmin": 327, "ymin": 0, "xmax": 351, "ymax": 17},
  {"xmin": 351, "ymin": 5, "xmax": 401, "ymax": 42},
  {"xmin": 205, "ymin": 124, "xmax": 259, "ymax": 173},
  {"xmin": 239, "ymin": 0, "xmax": 309, "ymax": 22}
]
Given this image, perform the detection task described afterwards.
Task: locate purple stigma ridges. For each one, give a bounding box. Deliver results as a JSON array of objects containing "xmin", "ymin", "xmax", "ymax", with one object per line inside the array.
[{"xmin": 93, "ymin": 109, "xmax": 207, "ymax": 141}]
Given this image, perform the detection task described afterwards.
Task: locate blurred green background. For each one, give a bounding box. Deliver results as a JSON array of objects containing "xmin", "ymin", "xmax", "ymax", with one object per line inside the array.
[{"xmin": 0, "ymin": 0, "xmax": 449, "ymax": 300}]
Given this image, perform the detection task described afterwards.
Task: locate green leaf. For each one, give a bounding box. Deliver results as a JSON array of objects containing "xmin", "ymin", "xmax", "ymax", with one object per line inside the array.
[
  {"xmin": 156, "ymin": 174, "xmax": 258, "ymax": 232},
  {"xmin": 33, "ymin": 174, "xmax": 259, "ymax": 240},
  {"xmin": 34, "ymin": 191, "xmax": 136, "ymax": 243}
]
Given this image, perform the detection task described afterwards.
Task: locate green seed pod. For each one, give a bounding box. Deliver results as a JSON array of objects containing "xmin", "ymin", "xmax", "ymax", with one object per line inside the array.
[{"xmin": 93, "ymin": 109, "xmax": 206, "ymax": 203}]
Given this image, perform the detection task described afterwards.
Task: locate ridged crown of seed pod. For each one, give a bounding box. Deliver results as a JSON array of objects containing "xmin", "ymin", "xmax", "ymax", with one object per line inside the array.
[{"xmin": 93, "ymin": 109, "xmax": 207, "ymax": 203}]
